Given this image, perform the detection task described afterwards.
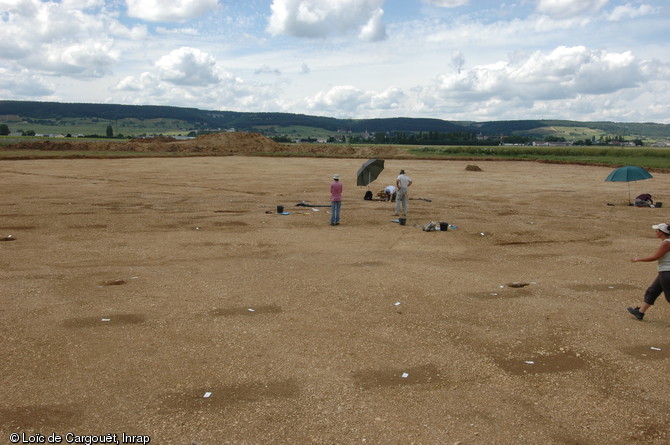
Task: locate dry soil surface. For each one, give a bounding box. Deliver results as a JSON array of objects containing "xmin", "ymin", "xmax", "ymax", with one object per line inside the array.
[{"xmin": 1, "ymin": 154, "xmax": 670, "ymax": 444}]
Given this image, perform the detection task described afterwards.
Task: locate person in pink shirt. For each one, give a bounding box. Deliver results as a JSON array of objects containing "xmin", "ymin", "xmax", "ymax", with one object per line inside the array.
[{"xmin": 330, "ymin": 174, "xmax": 342, "ymax": 226}]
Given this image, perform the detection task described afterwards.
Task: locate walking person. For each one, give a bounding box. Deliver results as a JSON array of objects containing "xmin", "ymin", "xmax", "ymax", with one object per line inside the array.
[
  {"xmin": 330, "ymin": 174, "xmax": 342, "ymax": 226},
  {"xmin": 628, "ymin": 223, "xmax": 670, "ymax": 320},
  {"xmin": 394, "ymin": 169, "xmax": 412, "ymax": 216}
]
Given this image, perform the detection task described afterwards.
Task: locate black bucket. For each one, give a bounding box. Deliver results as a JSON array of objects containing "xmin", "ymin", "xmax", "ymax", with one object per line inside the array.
[
  {"xmin": 656, "ymin": 202, "xmax": 663, "ymax": 208},
  {"xmin": 439, "ymin": 221, "xmax": 449, "ymax": 231},
  {"xmin": 399, "ymin": 217, "xmax": 407, "ymax": 226},
  {"xmin": 277, "ymin": 205, "xmax": 284, "ymax": 213}
]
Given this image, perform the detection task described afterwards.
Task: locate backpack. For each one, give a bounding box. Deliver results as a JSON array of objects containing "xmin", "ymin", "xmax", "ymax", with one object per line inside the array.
[
  {"xmin": 423, "ymin": 221, "xmax": 437, "ymax": 231},
  {"xmin": 364, "ymin": 190, "xmax": 373, "ymax": 200}
]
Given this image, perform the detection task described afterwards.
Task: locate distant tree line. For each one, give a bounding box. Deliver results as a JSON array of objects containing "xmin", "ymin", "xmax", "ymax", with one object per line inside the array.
[
  {"xmin": 362, "ymin": 130, "xmax": 482, "ymax": 145},
  {"xmin": 273, "ymin": 130, "xmax": 645, "ymax": 147},
  {"xmin": 2, "ymin": 100, "xmax": 670, "ymax": 140}
]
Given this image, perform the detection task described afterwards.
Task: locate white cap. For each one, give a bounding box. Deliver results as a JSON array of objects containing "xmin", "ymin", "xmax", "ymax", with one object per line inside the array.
[
  {"xmin": 652, "ymin": 223, "xmax": 670, "ymax": 235},
  {"xmin": 333, "ymin": 174, "xmax": 340, "ymax": 180}
]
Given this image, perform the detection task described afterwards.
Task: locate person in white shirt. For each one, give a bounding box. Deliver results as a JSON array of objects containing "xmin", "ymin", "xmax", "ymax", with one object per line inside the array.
[
  {"xmin": 383, "ymin": 184, "xmax": 397, "ymax": 201},
  {"xmin": 628, "ymin": 223, "xmax": 670, "ymax": 320},
  {"xmin": 394, "ymin": 170, "xmax": 412, "ymax": 216}
]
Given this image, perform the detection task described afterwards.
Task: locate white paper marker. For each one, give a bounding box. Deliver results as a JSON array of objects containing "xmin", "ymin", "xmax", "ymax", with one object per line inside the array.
[
  {"xmin": 401, "ymin": 373, "xmax": 409, "ymax": 378},
  {"xmin": 101, "ymin": 318, "xmax": 111, "ymax": 322},
  {"xmin": 248, "ymin": 308, "xmax": 255, "ymax": 312},
  {"xmin": 524, "ymin": 361, "xmax": 535, "ymax": 365},
  {"xmin": 651, "ymin": 347, "xmax": 662, "ymax": 351},
  {"xmin": 203, "ymin": 392, "xmax": 212, "ymax": 398}
]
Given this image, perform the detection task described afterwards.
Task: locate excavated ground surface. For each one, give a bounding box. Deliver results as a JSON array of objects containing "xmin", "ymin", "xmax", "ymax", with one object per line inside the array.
[{"xmin": 1, "ymin": 145, "xmax": 669, "ymax": 444}]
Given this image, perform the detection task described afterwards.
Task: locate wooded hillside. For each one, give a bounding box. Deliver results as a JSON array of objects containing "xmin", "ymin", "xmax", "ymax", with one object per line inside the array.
[{"xmin": 1, "ymin": 100, "xmax": 669, "ymax": 140}]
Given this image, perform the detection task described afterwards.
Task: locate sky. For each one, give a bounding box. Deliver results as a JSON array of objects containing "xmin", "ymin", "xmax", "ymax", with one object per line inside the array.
[{"xmin": 1, "ymin": 0, "xmax": 669, "ymax": 123}]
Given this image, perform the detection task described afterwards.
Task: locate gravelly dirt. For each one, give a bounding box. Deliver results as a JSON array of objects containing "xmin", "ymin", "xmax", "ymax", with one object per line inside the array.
[{"xmin": 1, "ymin": 153, "xmax": 669, "ymax": 444}]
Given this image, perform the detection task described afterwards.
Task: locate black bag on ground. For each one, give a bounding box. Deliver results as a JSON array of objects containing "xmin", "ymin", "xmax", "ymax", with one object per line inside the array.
[{"xmin": 364, "ymin": 190, "xmax": 373, "ymax": 200}]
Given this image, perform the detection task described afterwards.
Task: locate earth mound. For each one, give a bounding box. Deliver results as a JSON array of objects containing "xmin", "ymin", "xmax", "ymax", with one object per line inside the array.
[
  {"xmin": 4, "ymin": 132, "xmax": 281, "ymax": 154},
  {"xmin": 131, "ymin": 132, "xmax": 282, "ymax": 154},
  {"xmin": 2, "ymin": 132, "xmax": 409, "ymax": 158}
]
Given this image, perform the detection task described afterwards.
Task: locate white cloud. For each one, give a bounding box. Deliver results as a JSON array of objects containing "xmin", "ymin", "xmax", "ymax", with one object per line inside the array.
[
  {"xmin": 155, "ymin": 27, "xmax": 200, "ymax": 36},
  {"xmin": 607, "ymin": 2, "xmax": 656, "ymax": 21},
  {"xmin": 535, "ymin": 0, "xmax": 609, "ymax": 19},
  {"xmin": 304, "ymin": 85, "xmax": 406, "ymax": 116},
  {"xmin": 1, "ymin": 1, "xmax": 668, "ymax": 123},
  {"xmin": 254, "ymin": 65, "xmax": 282, "ymax": 75},
  {"xmin": 61, "ymin": 0, "xmax": 104, "ymax": 10},
  {"xmin": 155, "ymin": 47, "xmax": 221, "ymax": 86},
  {"xmin": 0, "ymin": 0, "xmax": 140, "ymax": 76},
  {"xmin": 370, "ymin": 87, "xmax": 405, "ymax": 109},
  {"xmin": 383, "ymin": 44, "xmax": 670, "ymax": 122},
  {"xmin": 109, "ymin": 21, "xmax": 149, "ymax": 40},
  {"xmin": 1, "ymin": 0, "xmax": 89, "ymax": 44},
  {"xmin": 305, "ymin": 85, "xmax": 371, "ymax": 114},
  {"xmin": 125, "ymin": 0, "xmax": 219, "ymax": 23},
  {"xmin": 429, "ymin": 46, "xmax": 647, "ymax": 103},
  {"xmin": 112, "ymin": 71, "xmax": 284, "ymax": 112},
  {"xmin": 420, "ymin": 0, "xmax": 470, "ymax": 7},
  {"xmin": 358, "ymin": 7, "xmax": 386, "ymax": 41},
  {"xmin": 254, "ymin": 65, "xmax": 281, "ymax": 76},
  {"xmin": 40, "ymin": 39, "xmax": 120, "ymax": 78},
  {"xmin": 0, "ymin": 68, "xmax": 55, "ymax": 97},
  {"xmin": 111, "ymin": 47, "xmax": 290, "ymax": 112},
  {"xmin": 267, "ymin": 0, "xmax": 387, "ymax": 41}
]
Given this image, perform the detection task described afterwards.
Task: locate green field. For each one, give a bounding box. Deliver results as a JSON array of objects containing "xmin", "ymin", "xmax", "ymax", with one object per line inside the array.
[
  {"xmin": 3, "ymin": 137, "xmax": 670, "ymax": 170},
  {"xmin": 1, "ymin": 114, "xmax": 338, "ymax": 139},
  {"xmin": 0, "ymin": 136, "xmax": 121, "ymax": 145},
  {"xmin": 522, "ymin": 126, "xmax": 606, "ymax": 139},
  {"xmin": 411, "ymin": 145, "xmax": 670, "ymax": 169},
  {"xmin": 253, "ymin": 125, "xmax": 338, "ymax": 139},
  {"xmin": 0, "ymin": 117, "xmax": 194, "ymax": 137}
]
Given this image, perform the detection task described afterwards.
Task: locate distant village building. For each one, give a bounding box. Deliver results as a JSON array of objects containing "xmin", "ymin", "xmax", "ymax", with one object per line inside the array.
[{"xmin": 531, "ymin": 141, "xmax": 574, "ymax": 147}]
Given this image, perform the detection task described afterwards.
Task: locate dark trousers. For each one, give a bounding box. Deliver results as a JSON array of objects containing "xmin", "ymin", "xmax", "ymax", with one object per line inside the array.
[{"xmin": 643, "ymin": 271, "xmax": 670, "ymax": 305}]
